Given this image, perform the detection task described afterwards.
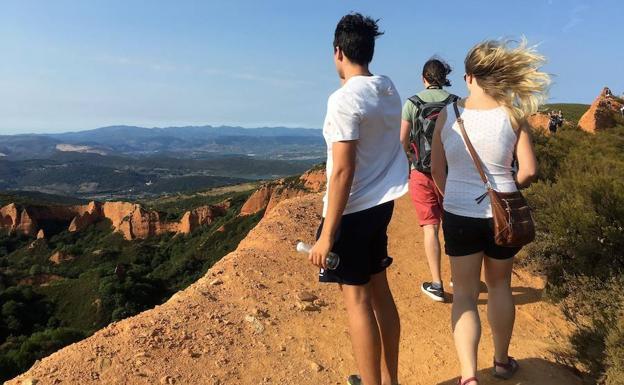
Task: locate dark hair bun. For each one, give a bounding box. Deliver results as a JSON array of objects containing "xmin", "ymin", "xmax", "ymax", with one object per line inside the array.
[{"xmin": 422, "ymin": 57, "xmax": 452, "ymax": 87}]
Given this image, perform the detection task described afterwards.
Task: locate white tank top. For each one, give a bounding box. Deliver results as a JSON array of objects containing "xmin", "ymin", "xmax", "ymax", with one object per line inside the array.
[{"xmin": 441, "ymin": 104, "xmax": 518, "ymax": 218}]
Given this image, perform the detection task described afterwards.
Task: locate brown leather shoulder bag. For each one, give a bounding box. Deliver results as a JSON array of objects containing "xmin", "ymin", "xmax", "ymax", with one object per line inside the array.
[{"xmin": 452, "ymin": 102, "xmax": 535, "ymax": 247}]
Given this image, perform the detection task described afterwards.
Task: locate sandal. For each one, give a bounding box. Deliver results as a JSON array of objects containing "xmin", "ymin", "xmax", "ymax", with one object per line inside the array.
[
  {"xmin": 457, "ymin": 377, "xmax": 478, "ymax": 385},
  {"xmin": 492, "ymin": 356, "xmax": 519, "ymax": 379}
]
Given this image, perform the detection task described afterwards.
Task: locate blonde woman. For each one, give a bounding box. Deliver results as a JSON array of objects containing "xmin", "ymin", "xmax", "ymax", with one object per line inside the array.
[{"xmin": 430, "ymin": 39, "xmax": 549, "ymax": 385}]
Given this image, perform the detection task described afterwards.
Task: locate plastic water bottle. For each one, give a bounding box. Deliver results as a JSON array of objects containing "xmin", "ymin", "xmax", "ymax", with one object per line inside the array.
[{"xmin": 296, "ymin": 242, "xmax": 340, "ymax": 270}]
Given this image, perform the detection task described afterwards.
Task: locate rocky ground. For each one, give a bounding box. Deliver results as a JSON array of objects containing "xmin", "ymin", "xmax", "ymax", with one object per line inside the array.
[{"xmin": 7, "ymin": 194, "xmax": 582, "ymax": 385}]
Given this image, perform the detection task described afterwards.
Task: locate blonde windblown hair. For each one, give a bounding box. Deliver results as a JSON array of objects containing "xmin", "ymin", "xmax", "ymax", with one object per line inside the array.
[{"xmin": 465, "ymin": 38, "xmax": 551, "ymax": 128}]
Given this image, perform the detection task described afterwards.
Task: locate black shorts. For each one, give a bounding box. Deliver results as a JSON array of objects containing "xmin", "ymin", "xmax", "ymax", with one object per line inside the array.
[
  {"xmin": 316, "ymin": 201, "xmax": 395, "ymax": 286},
  {"xmin": 442, "ymin": 210, "xmax": 521, "ymax": 260}
]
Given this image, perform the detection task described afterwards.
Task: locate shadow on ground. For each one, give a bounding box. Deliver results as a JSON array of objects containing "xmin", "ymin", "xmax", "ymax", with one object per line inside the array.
[
  {"xmin": 444, "ymin": 285, "xmax": 543, "ymax": 306},
  {"xmin": 477, "ymin": 286, "xmax": 543, "ymax": 306}
]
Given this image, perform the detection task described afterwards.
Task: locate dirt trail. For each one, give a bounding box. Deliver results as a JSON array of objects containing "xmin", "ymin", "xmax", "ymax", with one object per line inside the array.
[{"xmin": 7, "ymin": 194, "xmax": 581, "ymax": 385}]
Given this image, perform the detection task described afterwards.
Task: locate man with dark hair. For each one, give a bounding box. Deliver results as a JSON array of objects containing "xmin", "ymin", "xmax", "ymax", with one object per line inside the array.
[
  {"xmin": 400, "ymin": 58, "xmax": 457, "ymax": 302},
  {"xmin": 308, "ymin": 12, "xmax": 407, "ymax": 385}
]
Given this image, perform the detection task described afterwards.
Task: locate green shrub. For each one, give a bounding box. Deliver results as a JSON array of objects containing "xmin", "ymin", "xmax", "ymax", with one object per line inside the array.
[
  {"xmin": 0, "ymin": 181, "xmax": 266, "ymax": 381},
  {"xmin": 0, "ymin": 327, "xmax": 85, "ymax": 381},
  {"xmin": 523, "ymin": 124, "xmax": 624, "ymax": 382}
]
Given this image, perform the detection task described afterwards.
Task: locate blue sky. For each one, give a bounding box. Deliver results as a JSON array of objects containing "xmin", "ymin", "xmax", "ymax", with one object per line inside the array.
[{"xmin": 0, "ymin": 0, "xmax": 622, "ymax": 134}]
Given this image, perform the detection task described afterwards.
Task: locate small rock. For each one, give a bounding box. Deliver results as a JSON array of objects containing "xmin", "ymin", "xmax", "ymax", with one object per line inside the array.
[
  {"xmin": 21, "ymin": 379, "xmax": 39, "ymax": 385},
  {"xmin": 296, "ymin": 301, "xmax": 320, "ymax": 312},
  {"xmin": 244, "ymin": 315, "xmax": 265, "ymax": 333},
  {"xmin": 210, "ymin": 278, "xmax": 224, "ymax": 286},
  {"xmin": 96, "ymin": 357, "xmax": 112, "ymax": 371},
  {"xmin": 309, "ymin": 360, "xmax": 323, "ymax": 372},
  {"xmin": 160, "ymin": 375, "xmax": 175, "ymax": 384},
  {"xmin": 313, "ymin": 299, "xmax": 327, "ymax": 307},
  {"xmin": 183, "ymin": 348, "xmax": 200, "ymax": 358},
  {"xmin": 296, "ymin": 291, "xmax": 318, "ymax": 302}
]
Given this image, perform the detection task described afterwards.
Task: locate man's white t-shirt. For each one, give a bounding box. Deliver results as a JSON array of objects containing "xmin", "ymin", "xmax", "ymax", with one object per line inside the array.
[{"xmin": 322, "ymin": 75, "xmax": 409, "ymax": 217}]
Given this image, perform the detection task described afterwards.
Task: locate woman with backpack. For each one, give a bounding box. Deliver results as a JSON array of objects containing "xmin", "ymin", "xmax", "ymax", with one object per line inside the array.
[
  {"xmin": 430, "ymin": 39, "xmax": 549, "ymax": 385},
  {"xmin": 400, "ymin": 57, "xmax": 457, "ymax": 303}
]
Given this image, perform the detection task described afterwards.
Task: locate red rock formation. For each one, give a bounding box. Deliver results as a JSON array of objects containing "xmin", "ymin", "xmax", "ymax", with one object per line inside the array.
[
  {"xmin": 265, "ymin": 188, "xmax": 308, "ymax": 214},
  {"xmin": 126, "ymin": 206, "xmax": 156, "ymax": 239},
  {"xmin": 240, "ymin": 186, "xmax": 273, "ymax": 216},
  {"xmin": 100, "ymin": 201, "xmax": 229, "ymax": 239},
  {"xmin": 240, "ymin": 169, "xmax": 326, "ymax": 217},
  {"xmin": 178, "ymin": 205, "xmax": 228, "ymax": 234},
  {"xmin": 300, "ymin": 169, "xmax": 326, "ymax": 192},
  {"xmin": 37, "ymin": 229, "xmax": 45, "ymax": 239},
  {"xmin": 16, "ymin": 208, "xmax": 37, "ymax": 236},
  {"xmin": 527, "ymin": 113, "xmax": 552, "ymax": 135},
  {"xmin": 101, "ymin": 202, "xmax": 140, "ymax": 230},
  {"xmin": 101, "ymin": 202, "xmax": 160, "ymax": 240},
  {"xmin": 0, "ymin": 203, "xmax": 19, "ymax": 231},
  {"xmin": 68, "ymin": 201, "xmax": 102, "ymax": 232},
  {"xmin": 49, "ymin": 251, "xmax": 75, "ymax": 264},
  {"xmin": 240, "ymin": 168, "xmax": 327, "ymax": 217},
  {"xmin": 579, "ymin": 93, "xmax": 623, "ymax": 133},
  {"xmin": 1, "ymin": 199, "xmax": 229, "ymax": 240},
  {"xmin": 1, "ymin": 171, "xmax": 320, "ymax": 239}
]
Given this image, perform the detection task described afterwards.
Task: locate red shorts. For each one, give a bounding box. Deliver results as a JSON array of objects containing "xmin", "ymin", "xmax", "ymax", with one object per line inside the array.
[{"xmin": 409, "ymin": 170, "xmax": 443, "ymax": 226}]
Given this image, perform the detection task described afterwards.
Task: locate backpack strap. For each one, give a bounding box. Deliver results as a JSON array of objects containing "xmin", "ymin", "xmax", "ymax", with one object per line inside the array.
[
  {"xmin": 407, "ymin": 94, "xmax": 425, "ymax": 108},
  {"xmin": 439, "ymin": 94, "xmax": 459, "ymax": 105},
  {"xmin": 407, "ymin": 95, "xmax": 425, "ymax": 133}
]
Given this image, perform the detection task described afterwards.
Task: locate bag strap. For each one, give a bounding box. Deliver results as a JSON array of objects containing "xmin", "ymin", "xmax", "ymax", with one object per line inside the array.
[
  {"xmin": 452, "ymin": 102, "xmax": 490, "ymax": 188},
  {"xmin": 408, "ymin": 95, "xmax": 425, "ymax": 108},
  {"xmin": 443, "ymin": 94, "xmax": 460, "ymax": 105}
]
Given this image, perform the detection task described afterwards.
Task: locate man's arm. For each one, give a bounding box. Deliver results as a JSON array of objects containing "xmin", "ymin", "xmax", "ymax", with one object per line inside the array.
[
  {"xmin": 309, "ymin": 140, "xmax": 357, "ymax": 269},
  {"xmin": 400, "ymin": 119, "xmax": 411, "ymax": 153},
  {"xmin": 400, "ymin": 101, "xmax": 414, "ymax": 154}
]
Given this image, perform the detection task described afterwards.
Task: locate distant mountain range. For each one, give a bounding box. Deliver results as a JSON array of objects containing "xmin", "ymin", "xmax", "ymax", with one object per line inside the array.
[
  {"xmin": 0, "ymin": 125, "xmax": 325, "ymax": 199},
  {"xmin": 0, "ymin": 125, "xmax": 324, "ymax": 160}
]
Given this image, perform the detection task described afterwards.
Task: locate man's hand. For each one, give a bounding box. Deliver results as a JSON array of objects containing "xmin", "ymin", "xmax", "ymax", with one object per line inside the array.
[{"xmin": 309, "ymin": 236, "xmax": 333, "ymax": 269}]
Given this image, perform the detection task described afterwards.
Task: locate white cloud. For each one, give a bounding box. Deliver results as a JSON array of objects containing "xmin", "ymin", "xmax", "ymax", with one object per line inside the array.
[
  {"xmin": 95, "ymin": 54, "xmax": 179, "ymax": 73},
  {"xmin": 562, "ymin": 4, "xmax": 589, "ymax": 33},
  {"xmin": 94, "ymin": 56, "xmax": 310, "ymax": 88},
  {"xmin": 203, "ymin": 67, "xmax": 313, "ymax": 88}
]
